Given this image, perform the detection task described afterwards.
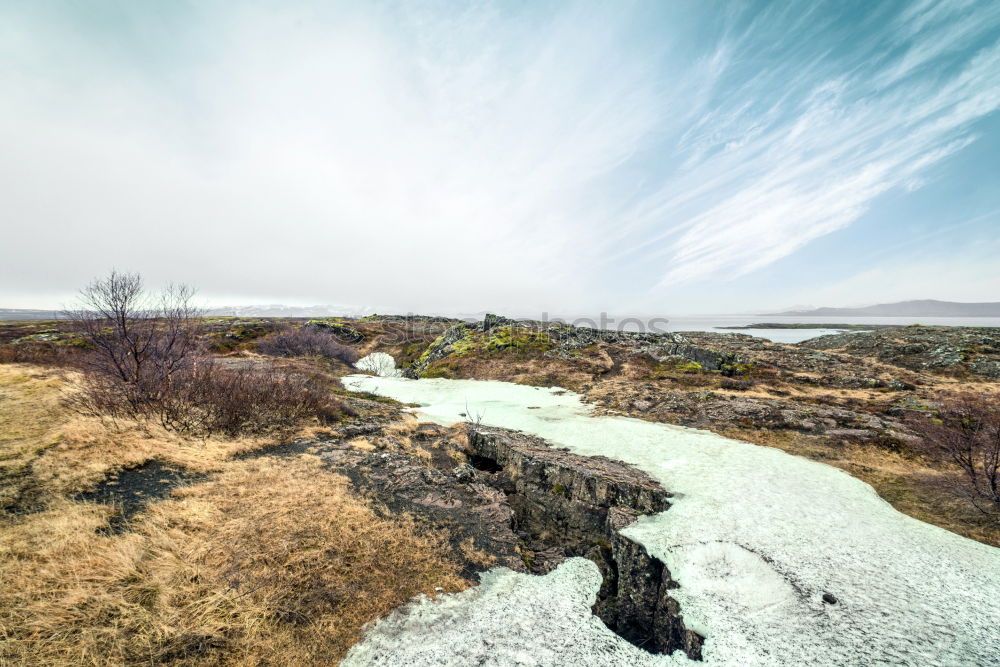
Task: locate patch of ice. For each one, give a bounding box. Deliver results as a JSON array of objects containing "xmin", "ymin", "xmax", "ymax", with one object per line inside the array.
[
  {"xmin": 342, "ymin": 559, "xmax": 684, "ymax": 667},
  {"xmin": 340, "ymin": 375, "xmax": 1000, "ymax": 666},
  {"xmin": 354, "ymin": 352, "xmax": 403, "ymax": 377}
]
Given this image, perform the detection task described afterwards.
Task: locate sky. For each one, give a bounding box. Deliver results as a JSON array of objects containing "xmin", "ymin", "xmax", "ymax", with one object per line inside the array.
[{"xmin": 2, "ymin": 0, "xmax": 999, "ymax": 317}]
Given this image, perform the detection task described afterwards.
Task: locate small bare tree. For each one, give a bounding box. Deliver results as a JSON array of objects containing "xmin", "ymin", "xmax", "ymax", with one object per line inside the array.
[
  {"xmin": 64, "ymin": 271, "xmax": 348, "ymax": 436},
  {"xmin": 910, "ymin": 393, "xmax": 1000, "ymax": 522},
  {"xmin": 66, "ymin": 270, "xmax": 201, "ymax": 417}
]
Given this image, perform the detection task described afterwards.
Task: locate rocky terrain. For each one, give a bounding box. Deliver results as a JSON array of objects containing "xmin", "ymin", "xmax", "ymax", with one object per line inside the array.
[
  {"xmin": 331, "ymin": 315, "xmax": 1000, "ymax": 546},
  {"xmin": 2, "ymin": 312, "xmax": 999, "ymax": 663},
  {"xmin": 348, "ymin": 316, "xmax": 986, "ymax": 453},
  {"xmin": 4, "ymin": 314, "xmax": 997, "ymax": 472},
  {"xmin": 801, "ymin": 326, "xmax": 1000, "ymax": 378},
  {"xmin": 313, "ymin": 419, "xmax": 703, "ymax": 657}
]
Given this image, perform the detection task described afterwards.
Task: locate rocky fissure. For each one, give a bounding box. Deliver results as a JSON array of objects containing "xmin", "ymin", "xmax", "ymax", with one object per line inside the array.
[
  {"xmin": 322, "ymin": 417, "xmax": 702, "ymax": 658},
  {"xmin": 467, "ymin": 425, "xmax": 703, "ymax": 658}
]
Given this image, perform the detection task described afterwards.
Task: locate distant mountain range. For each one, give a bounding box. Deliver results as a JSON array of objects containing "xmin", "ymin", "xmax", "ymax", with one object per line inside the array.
[{"xmin": 770, "ymin": 299, "xmax": 1000, "ymax": 317}]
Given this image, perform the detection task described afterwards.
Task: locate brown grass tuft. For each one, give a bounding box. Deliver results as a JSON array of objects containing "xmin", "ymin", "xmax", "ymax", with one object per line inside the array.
[
  {"xmin": 1, "ymin": 363, "xmax": 470, "ymax": 665},
  {"xmin": 0, "ymin": 364, "xmax": 75, "ymax": 508},
  {"xmin": 0, "ymin": 364, "xmax": 275, "ymax": 504},
  {"xmin": 0, "ymin": 456, "xmax": 468, "ymax": 665},
  {"xmin": 0, "ymin": 364, "xmax": 356, "ymax": 505}
]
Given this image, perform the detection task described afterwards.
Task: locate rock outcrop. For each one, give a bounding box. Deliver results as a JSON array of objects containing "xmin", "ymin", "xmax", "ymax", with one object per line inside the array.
[
  {"xmin": 679, "ymin": 330, "xmax": 927, "ymax": 389},
  {"xmin": 604, "ymin": 387, "xmax": 899, "ymax": 438},
  {"xmin": 800, "ymin": 327, "xmax": 1000, "ymax": 379},
  {"xmin": 406, "ymin": 314, "xmax": 732, "ymax": 378},
  {"xmin": 309, "ymin": 320, "xmax": 365, "ymax": 343},
  {"xmin": 405, "ymin": 321, "xmax": 474, "ymax": 377}
]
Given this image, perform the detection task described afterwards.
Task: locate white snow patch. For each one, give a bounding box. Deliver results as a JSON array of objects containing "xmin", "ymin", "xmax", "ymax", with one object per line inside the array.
[
  {"xmin": 342, "ymin": 559, "xmax": 684, "ymax": 667},
  {"xmin": 354, "ymin": 352, "xmax": 403, "ymax": 377},
  {"xmin": 340, "ymin": 374, "xmax": 1000, "ymax": 666}
]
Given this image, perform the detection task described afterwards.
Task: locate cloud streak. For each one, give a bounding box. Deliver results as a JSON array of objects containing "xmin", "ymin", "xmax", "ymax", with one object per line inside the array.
[
  {"xmin": 612, "ymin": 1, "xmax": 1000, "ymax": 290},
  {"xmin": 1, "ymin": 1, "xmax": 998, "ymax": 312}
]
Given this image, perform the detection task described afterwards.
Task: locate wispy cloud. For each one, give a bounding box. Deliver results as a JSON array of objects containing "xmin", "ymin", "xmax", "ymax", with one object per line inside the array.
[
  {"xmin": 1, "ymin": 2, "xmax": 668, "ymax": 310},
  {"xmin": 610, "ymin": 1, "xmax": 1000, "ymax": 290},
  {"xmin": 0, "ymin": 1, "xmax": 998, "ymax": 312}
]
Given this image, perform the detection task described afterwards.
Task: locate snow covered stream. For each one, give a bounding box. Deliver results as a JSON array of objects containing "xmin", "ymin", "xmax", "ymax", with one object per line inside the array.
[{"xmin": 340, "ymin": 375, "xmax": 1000, "ymax": 666}]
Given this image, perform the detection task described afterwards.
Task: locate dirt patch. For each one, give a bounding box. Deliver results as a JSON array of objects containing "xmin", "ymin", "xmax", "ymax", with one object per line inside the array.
[{"xmin": 76, "ymin": 461, "xmax": 208, "ymax": 533}]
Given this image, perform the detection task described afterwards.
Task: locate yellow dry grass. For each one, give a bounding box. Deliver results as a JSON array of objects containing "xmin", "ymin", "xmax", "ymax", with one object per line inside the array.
[
  {"xmin": 0, "ymin": 364, "xmax": 472, "ymax": 664},
  {"xmin": 0, "ymin": 364, "xmax": 71, "ymax": 508},
  {"xmin": 33, "ymin": 416, "xmax": 271, "ymax": 498},
  {"xmin": 0, "ymin": 456, "xmax": 467, "ymax": 665},
  {"xmin": 0, "ymin": 364, "xmax": 283, "ymax": 505}
]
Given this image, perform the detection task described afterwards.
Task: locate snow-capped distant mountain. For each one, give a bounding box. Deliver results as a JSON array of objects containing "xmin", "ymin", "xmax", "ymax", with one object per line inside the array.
[{"xmin": 202, "ymin": 304, "xmax": 375, "ymax": 318}]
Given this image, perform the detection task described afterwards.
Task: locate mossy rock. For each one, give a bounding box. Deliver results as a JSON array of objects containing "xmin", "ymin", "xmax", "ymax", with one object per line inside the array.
[
  {"xmin": 416, "ymin": 333, "xmax": 449, "ymax": 364},
  {"xmin": 309, "ymin": 320, "xmax": 364, "ymax": 343},
  {"xmin": 482, "ymin": 326, "xmax": 554, "ymax": 354},
  {"xmin": 676, "ymin": 360, "xmax": 704, "ymax": 374},
  {"xmin": 421, "ymin": 360, "xmax": 462, "ymax": 379},
  {"xmin": 720, "ymin": 360, "xmax": 756, "ymax": 377}
]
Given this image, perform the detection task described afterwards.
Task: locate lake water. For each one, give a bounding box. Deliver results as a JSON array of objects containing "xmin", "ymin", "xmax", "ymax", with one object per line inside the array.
[
  {"xmin": 340, "ymin": 374, "xmax": 1000, "ymax": 667},
  {"xmin": 620, "ymin": 315, "xmax": 1000, "ymax": 344}
]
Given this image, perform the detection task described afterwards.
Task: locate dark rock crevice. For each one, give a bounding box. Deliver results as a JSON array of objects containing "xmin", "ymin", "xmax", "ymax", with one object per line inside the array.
[
  {"xmin": 325, "ymin": 419, "xmax": 702, "ymax": 659},
  {"xmin": 467, "ymin": 425, "xmax": 703, "ymax": 659}
]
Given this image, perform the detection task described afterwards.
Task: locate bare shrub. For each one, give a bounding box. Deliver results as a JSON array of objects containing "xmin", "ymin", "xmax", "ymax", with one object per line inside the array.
[
  {"xmin": 909, "ymin": 393, "xmax": 1000, "ymax": 522},
  {"xmin": 63, "ymin": 272, "xmax": 349, "ymax": 436},
  {"xmin": 0, "ymin": 342, "xmax": 73, "ymax": 366},
  {"xmin": 71, "ymin": 358, "xmax": 349, "ymax": 437},
  {"xmin": 65, "ymin": 271, "xmax": 201, "ymax": 418},
  {"xmin": 720, "ymin": 377, "xmax": 753, "ymax": 391},
  {"xmin": 159, "ymin": 362, "xmax": 349, "ymax": 436},
  {"xmin": 257, "ymin": 325, "xmax": 360, "ymax": 364}
]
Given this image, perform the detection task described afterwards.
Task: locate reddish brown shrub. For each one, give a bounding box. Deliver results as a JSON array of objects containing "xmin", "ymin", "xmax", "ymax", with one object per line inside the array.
[
  {"xmin": 0, "ymin": 342, "xmax": 75, "ymax": 366},
  {"xmin": 70, "ymin": 360, "xmax": 350, "ymax": 437},
  {"xmin": 257, "ymin": 326, "xmax": 359, "ymax": 364},
  {"xmin": 62, "ymin": 272, "xmax": 351, "ymax": 436},
  {"xmin": 160, "ymin": 363, "xmax": 349, "ymax": 435},
  {"xmin": 909, "ymin": 393, "xmax": 1000, "ymax": 522},
  {"xmin": 720, "ymin": 377, "xmax": 753, "ymax": 391}
]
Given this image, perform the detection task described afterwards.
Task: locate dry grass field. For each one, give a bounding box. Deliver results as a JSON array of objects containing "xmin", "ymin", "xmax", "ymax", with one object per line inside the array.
[{"xmin": 0, "ymin": 364, "xmax": 469, "ymax": 665}]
